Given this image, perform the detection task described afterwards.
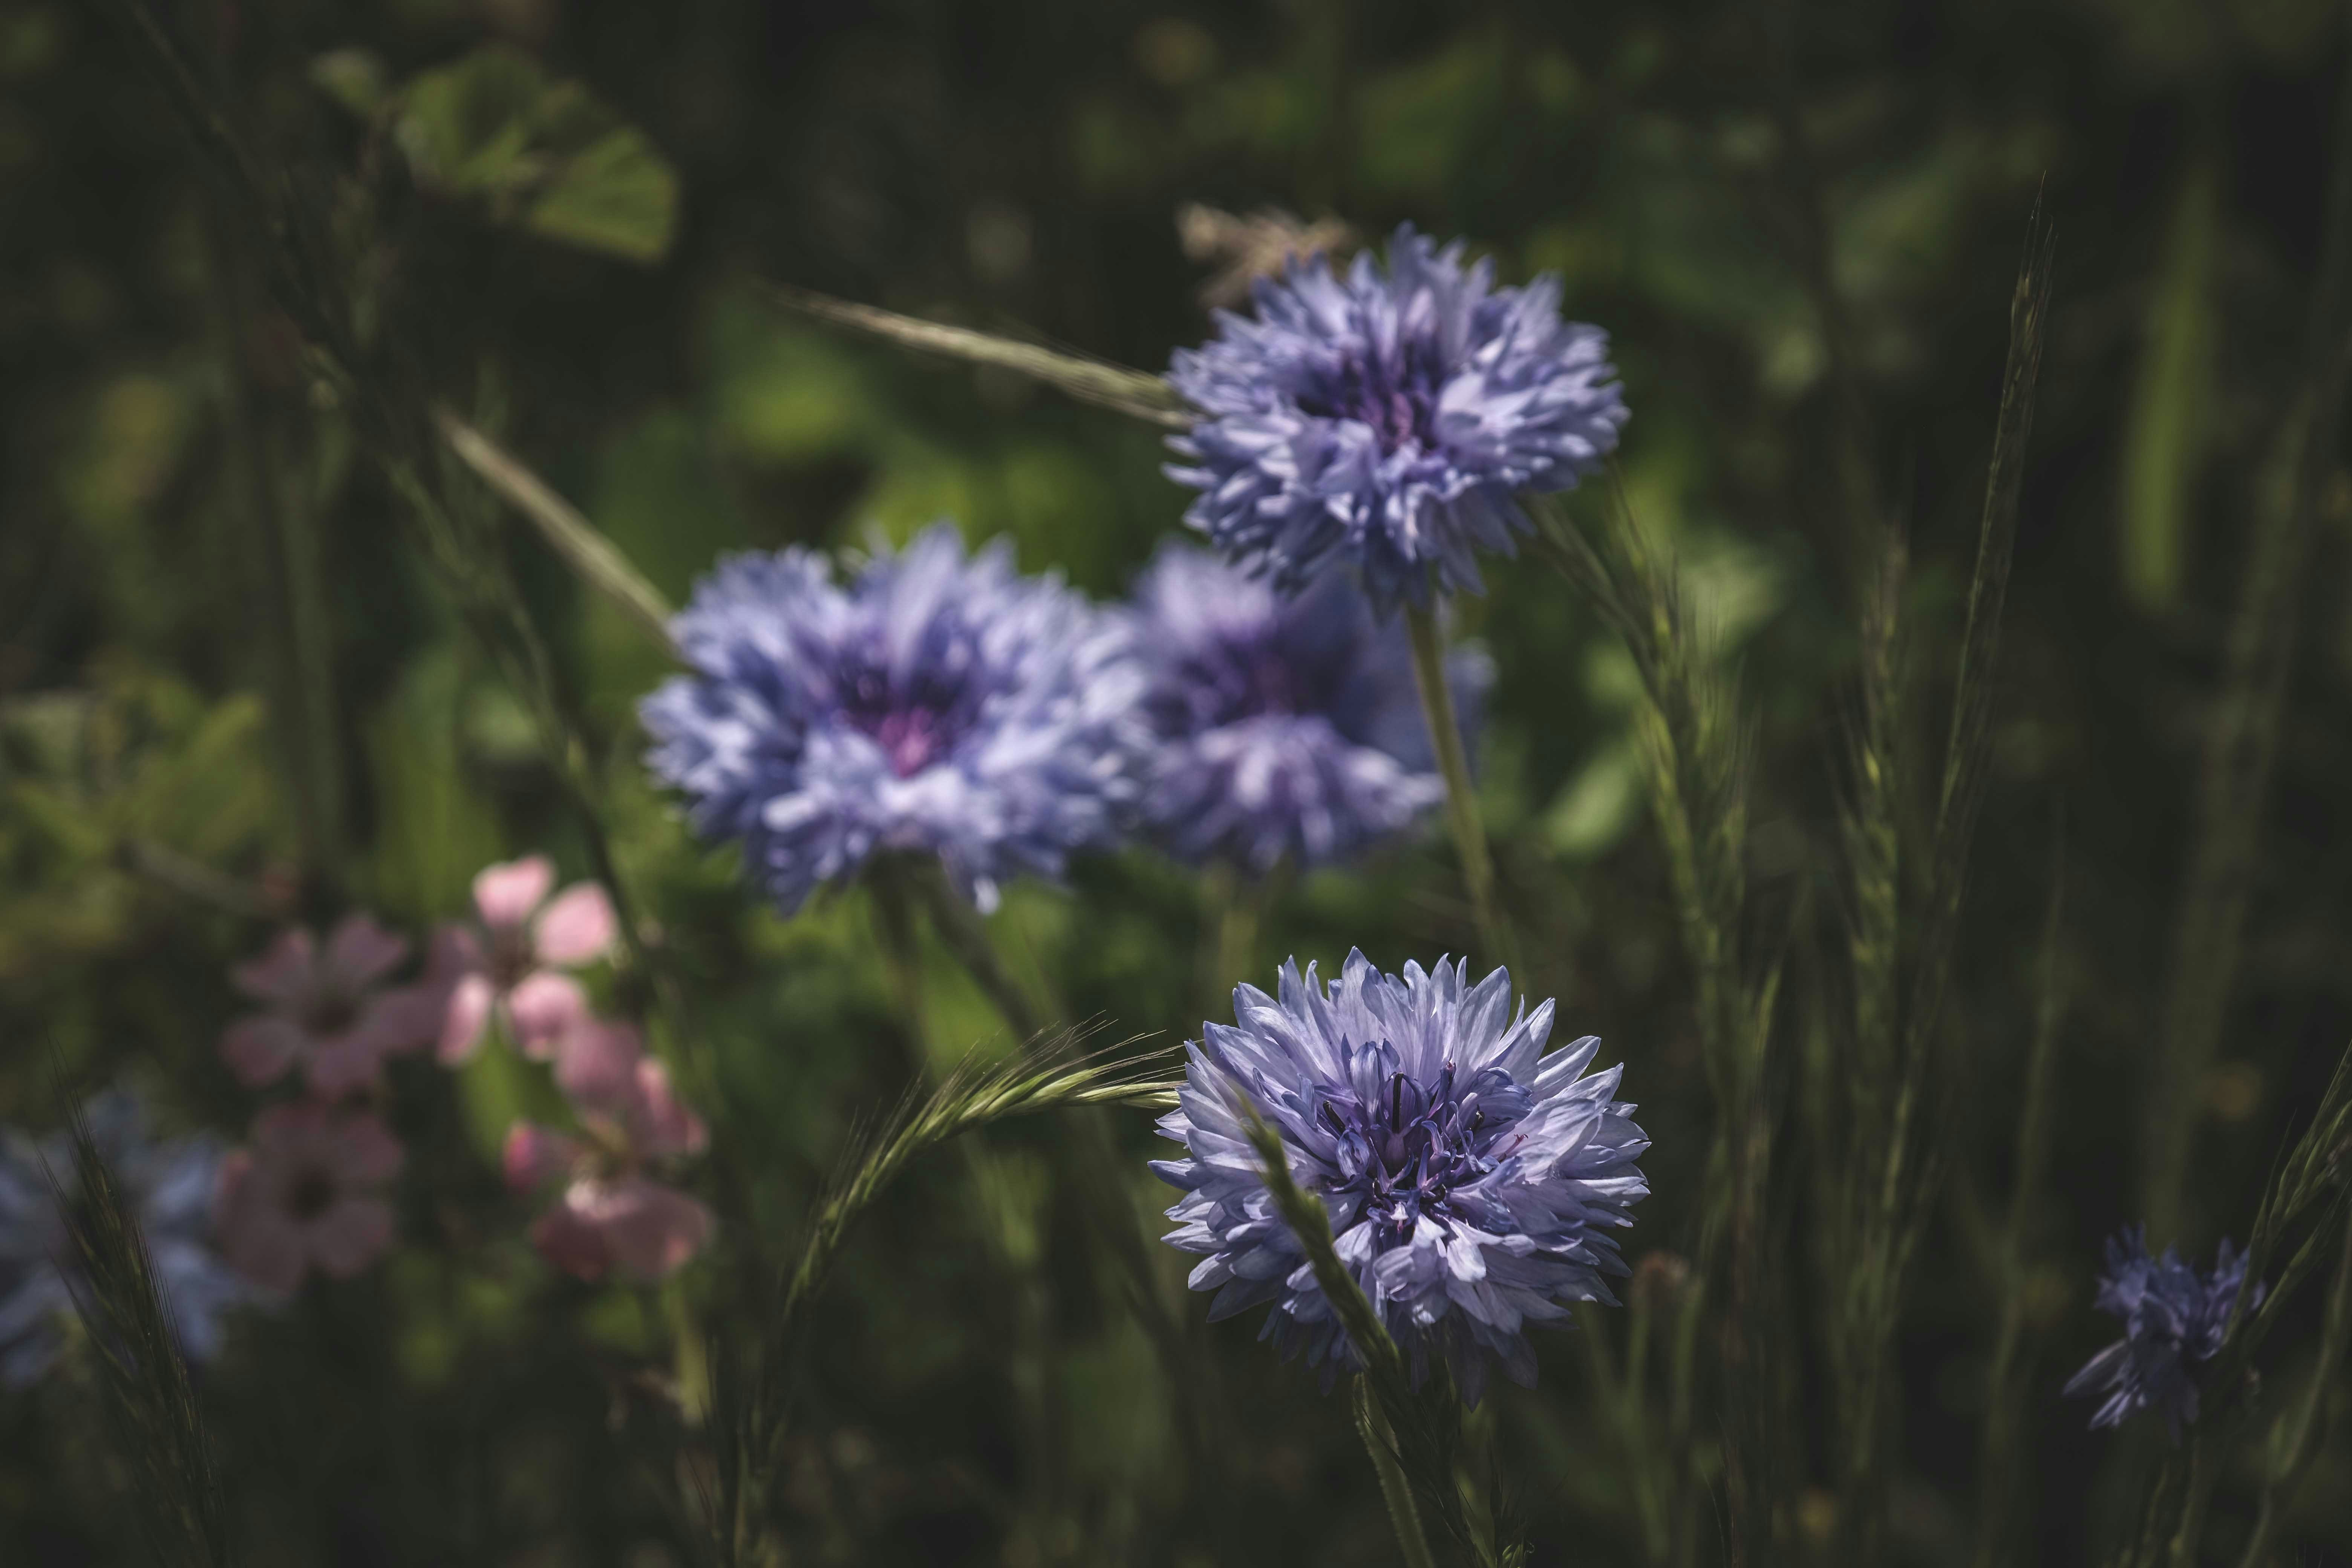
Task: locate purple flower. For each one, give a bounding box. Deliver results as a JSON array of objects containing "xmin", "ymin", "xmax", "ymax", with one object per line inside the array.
[
  {"xmin": 0, "ymin": 1091, "xmax": 248, "ymax": 1386},
  {"xmin": 2065, "ymin": 1226, "xmax": 2261, "ymax": 1438},
  {"xmin": 1152, "ymin": 951, "xmax": 1649, "ymax": 1404},
  {"xmin": 1130, "ymin": 543, "xmax": 1491, "ymax": 874},
  {"xmin": 641, "ymin": 524, "xmax": 1147, "ymax": 914},
  {"xmin": 1165, "ymin": 225, "xmax": 1628, "ymax": 612}
]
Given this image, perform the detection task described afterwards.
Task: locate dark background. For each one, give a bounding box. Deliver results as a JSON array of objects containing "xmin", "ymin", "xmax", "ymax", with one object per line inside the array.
[{"xmin": 3, "ymin": 0, "xmax": 2350, "ymax": 1563}]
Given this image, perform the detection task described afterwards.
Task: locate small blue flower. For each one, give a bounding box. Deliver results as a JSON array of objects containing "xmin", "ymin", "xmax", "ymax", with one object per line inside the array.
[
  {"xmin": 2064, "ymin": 1226, "xmax": 2261, "ymax": 1437},
  {"xmin": 1152, "ymin": 951, "xmax": 1649, "ymax": 1404},
  {"xmin": 1129, "ymin": 544, "xmax": 1492, "ymax": 876},
  {"xmin": 641, "ymin": 524, "xmax": 1148, "ymax": 915},
  {"xmin": 0, "ymin": 1090, "xmax": 247, "ymax": 1386},
  {"xmin": 1165, "ymin": 224, "xmax": 1628, "ymax": 612}
]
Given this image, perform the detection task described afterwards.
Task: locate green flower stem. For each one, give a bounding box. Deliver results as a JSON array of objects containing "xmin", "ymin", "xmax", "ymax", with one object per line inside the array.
[
  {"xmin": 1357, "ymin": 1377, "xmax": 1439, "ymax": 1568},
  {"xmin": 1403, "ymin": 604, "xmax": 1519, "ymax": 977}
]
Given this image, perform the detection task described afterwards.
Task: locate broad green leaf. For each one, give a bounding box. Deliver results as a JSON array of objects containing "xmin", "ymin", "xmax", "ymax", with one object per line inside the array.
[{"xmin": 395, "ymin": 44, "xmax": 679, "ymax": 264}]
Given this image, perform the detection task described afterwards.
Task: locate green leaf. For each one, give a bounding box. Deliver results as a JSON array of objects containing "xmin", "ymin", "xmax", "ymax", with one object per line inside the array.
[
  {"xmin": 524, "ymin": 125, "xmax": 677, "ymax": 263},
  {"xmin": 395, "ymin": 44, "xmax": 679, "ymax": 264}
]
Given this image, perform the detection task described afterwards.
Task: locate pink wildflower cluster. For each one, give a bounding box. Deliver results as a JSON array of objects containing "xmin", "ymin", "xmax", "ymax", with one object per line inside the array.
[
  {"xmin": 420, "ymin": 858, "xmax": 713, "ymax": 1284},
  {"xmin": 209, "ymin": 855, "xmax": 710, "ymax": 1297},
  {"xmin": 214, "ymin": 912, "xmax": 432, "ymax": 1295}
]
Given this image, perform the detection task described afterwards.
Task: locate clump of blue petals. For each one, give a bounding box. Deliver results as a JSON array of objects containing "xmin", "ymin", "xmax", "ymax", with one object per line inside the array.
[
  {"xmin": 1165, "ymin": 224, "xmax": 1628, "ymax": 612},
  {"xmin": 642, "ymin": 524, "xmax": 1148, "ymax": 914},
  {"xmin": 1152, "ymin": 951, "xmax": 1649, "ymax": 1404},
  {"xmin": 1129, "ymin": 544, "xmax": 1492, "ymax": 875},
  {"xmin": 2064, "ymin": 1226, "xmax": 2261, "ymax": 1437},
  {"xmin": 0, "ymin": 1091, "xmax": 247, "ymax": 1386}
]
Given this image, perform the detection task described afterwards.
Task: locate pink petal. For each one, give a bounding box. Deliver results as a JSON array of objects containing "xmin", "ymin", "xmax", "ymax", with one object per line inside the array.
[
  {"xmin": 531, "ymin": 1198, "xmax": 614, "ymax": 1281},
  {"xmin": 304, "ymin": 1034, "xmax": 384, "ymax": 1099},
  {"xmin": 553, "ymin": 1017, "xmax": 643, "ymax": 1110},
  {"xmin": 220, "ymin": 1014, "xmax": 305, "ymax": 1088},
  {"xmin": 250, "ymin": 1100, "xmax": 330, "ymax": 1144},
  {"xmin": 629, "ymin": 1060, "xmax": 709, "ymax": 1159},
  {"xmin": 350, "ymin": 992, "xmax": 432, "ymax": 1061},
  {"xmin": 506, "ymin": 971, "xmax": 588, "ymax": 1059},
  {"xmin": 330, "ymin": 1110, "xmax": 404, "ymax": 1185},
  {"xmin": 325, "ymin": 913, "xmax": 410, "ymax": 988},
  {"xmin": 473, "ymin": 856, "xmax": 554, "ymax": 929},
  {"xmin": 436, "ymin": 973, "xmax": 497, "ymax": 1066},
  {"xmin": 223, "ymin": 1208, "xmax": 309, "ymax": 1296},
  {"xmin": 231, "ymin": 928, "xmax": 316, "ymax": 1003},
  {"xmin": 575, "ymin": 1177, "xmax": 713, "ymax": 1282},
  {"xmin": 307, "ymin": 1198, "xmax": 396, "ymax": 1278},
  {"xmin": 531, "ymin": 882, "xmax": 617, "ymax": 968},
  {"xmin": 501, "ymin": 1123, "xmax": 583, "ymax": 1193}
]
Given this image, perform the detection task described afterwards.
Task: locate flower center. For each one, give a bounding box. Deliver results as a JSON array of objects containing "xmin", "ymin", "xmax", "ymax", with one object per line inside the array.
[
  {"xmin": 838, "ymin": 663, "xmax": 974, "ymax": 778},
  {"xmin": 288, "ymin": 1165, "xmax": 338, "ymax": 1222},
  {"xmin": 299, "ymin": 986, "xmax": 361, "ymax": 1037},
  {"xmin": 1317, "ymin": 1058, "xmax": 1527, "ymax": 1251},
  {"xmin": 487, "ymin": 922, "xmax": 535, "ymax": 988},
  {"xmin": 1299, "ymin": 347, "xmax": 1443, "ymax": 455}
]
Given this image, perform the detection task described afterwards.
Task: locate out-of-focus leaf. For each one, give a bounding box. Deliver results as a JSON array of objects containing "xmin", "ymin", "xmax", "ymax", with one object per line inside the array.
[
  {"xmin": 394, "ymin": 45, "xmax": 679, "ymax": 264},
  {"xmin": 2119, "ymin": 153, "xmax": 2219, "ymax": 612},
  {"xmin": 366, "ymin": 648, "xmax": 504, "ymax": 925},
  {"xmin": 309, "ymin": 48, "xmax": 389, "ymax": 120},
  {"xmin": 525, "ymin": 126, "xmax": 679, "ymax": 264}
]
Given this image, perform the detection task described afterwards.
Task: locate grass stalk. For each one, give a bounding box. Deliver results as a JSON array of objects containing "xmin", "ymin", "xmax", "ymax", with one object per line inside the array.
[
  {"xmin": 1357, "ymin": 1378, "xmax": 1441, "ymax": 1568},
  {"xmin": 1404, "ymin": 603, "xmax": 1519, "ymax": 978},
  {"xmin": 432, "ymin": 406, "xmax": 678, "ymax": 654},
  {"xmin": 717, "ymin": 1037, "xmax": 1176, "ymax": 1550},
  {"xmin": 2232, "ymin": 1197, "xmax": 2352, "ymax": 1568},
  {"xmin": 1239, "ymin": 1104, "xmax": 1502, "ymax": 1568},
  {"xmin": 2144, "ymin": 30, "xmax": 2352, "ymax": 1241},
  {"xmin": 764, "ymin": 280, "xmax": 1193, "ymax": 430},
  {"xmin": 1971, "ymin": 821, "xmax": 2069, "ymax": 1568},
  {"xmin": 49, "ymin": 1107, "xmax": 233, "ymax": 1568}
]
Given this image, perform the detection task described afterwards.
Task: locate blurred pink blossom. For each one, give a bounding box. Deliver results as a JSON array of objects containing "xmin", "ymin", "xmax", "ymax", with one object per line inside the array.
[
  {"xmin": 219, "ymin": 915, "xmax": 429, "ymax": 1097},
  {"xmin": 503, "ymin": 1019, "xmax": 710, "ymax": 1283},
  {"xmin": 527, "ymin": 1178, "xmax": 714, "ymax": 1283},
  {"xmin": 417, "ymin": 856, "xmax": 618, "ymax": 1066},
  {"xmin": 216, "ymin": 1102, "xmax": 403, "ymax": 1295}
]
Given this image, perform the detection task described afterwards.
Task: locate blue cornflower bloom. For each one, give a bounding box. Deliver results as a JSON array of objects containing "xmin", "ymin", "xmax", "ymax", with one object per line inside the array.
[
  {"xmin": 1165, "ymin": 224, "xmax": 1628, "ymax": 612},
  {"xmin": 641, "ymin": 524, "xmax": 1148, "ymax": 915},
  {"xmin": 1129, "ymin": 544, "xmax": 1493, "ymax": 875},
  {"xmin": 0, "ymin": 1091, "xmax": 247, "ymax": 1385},
  {"xmin": 1152, "ymin": 951, "xmax": 1649, "ymax": 1404},
  {"xmin": 2064, "ymin": 1225, "xmax": 2262, "ymax": 1437}
]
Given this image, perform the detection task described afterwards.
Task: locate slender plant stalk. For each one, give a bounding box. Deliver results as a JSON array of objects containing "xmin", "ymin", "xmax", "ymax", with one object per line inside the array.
[
  {"xmin": 200, "ymin": 162, "xmax": 346, "ymax": 900},
  {"xmin": 1240, "ymin": 1105, "xmax": 1501, "ymax": 1568},
  {"xmin": 49, "ymin": 1106, "xmax": 233, "ymax": 1568},
  {"xmin": 765, "ymin": 280, "xmax": 1194, "ymax": 429},
  {"xmin": 1404, "ymin": 604, "xmax": 1519, "ymax": 977},
  {"xmin": 2144, "ymin": 28, "xmax": 2352, "ymax": 1242},
  {"xmin": 1357, "ymin": 1377, "xmax": 1441, "ymax": 1568},
  {"xmin": 2233, "ymin": 1197, "xmax": 2352, "ymax": 1568},
  {"xmin": 1972, "ymin": 822, "xmax": 2070, "ymax": 1568},
  {"xmin": 1525, "ymin": 477, "xmax": 1776, "ymax": 1558},
  {"xmin": 432, "ymin": 406, "xmax": 678, "ymax": 653},
  {"xmin": 720, "ymin": 1038, "xmax": 1175, "ymax": 1549}
]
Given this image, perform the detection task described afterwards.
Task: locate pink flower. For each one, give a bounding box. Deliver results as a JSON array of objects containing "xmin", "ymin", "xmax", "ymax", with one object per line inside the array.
[
  {"xmin": 422, "ymin": 856, "xmax": 618, "ymax": 1066},
  {"xmin": 219, "ymin": 916, "xmax": 427, "ymax": 1097},
  {"xmin": 503, "ymin": 1020, "xmax": 710, "ymax": 1283},
  {"xmin": 215, "ymin": 1102, "xmax": 403, "ymax": 1295},
  {"xmin": 528, "ymin": 1178, "xmax": 714, "ymax": 1283}
]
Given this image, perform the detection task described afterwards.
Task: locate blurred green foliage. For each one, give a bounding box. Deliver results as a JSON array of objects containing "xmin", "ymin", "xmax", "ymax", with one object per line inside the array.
[{"xmin": 5, "ymin": 0, "xmax": 2352, "ymax": 1565}]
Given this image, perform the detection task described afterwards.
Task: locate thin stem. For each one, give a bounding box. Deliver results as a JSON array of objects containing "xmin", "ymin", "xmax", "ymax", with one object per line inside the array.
[
  {"xmin": 2233, "ymin": 1197, "xmax": 2352, "ymax": 1568},
  {"xmin": 1973, "ymin": 821, "xmax": 2069, "ymax": 1568},
  {"xmin": 901, "ymin": 859, "xmax": 1052, "ymax": 1044},
  {"xmin": 432, "ymin": 407, "xmax": 678, "ymax": 654},
  {"xmin": 1357, "ymin": 1377, "xmax": 1440, "ymax": 1568},
  {"xmin": 1403, "ymin": 604, "xmax": 1518, "ymax": 977}
]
